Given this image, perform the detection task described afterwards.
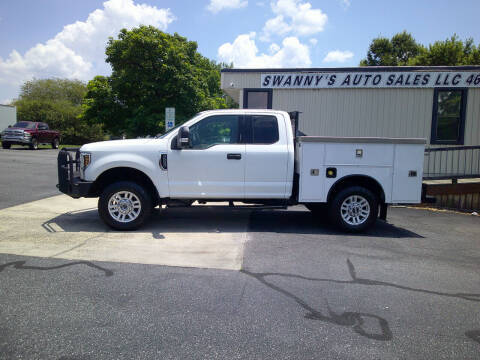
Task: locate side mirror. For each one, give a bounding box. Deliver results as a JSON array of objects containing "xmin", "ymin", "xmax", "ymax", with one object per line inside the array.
[{"xmin": 176, "ymin": 126, "xmax": 190, "ymax": 149}]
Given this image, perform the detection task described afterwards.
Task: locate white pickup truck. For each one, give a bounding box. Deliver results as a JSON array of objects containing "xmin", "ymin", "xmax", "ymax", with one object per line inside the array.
[{"xmin": 57, "ymin": 109, "xmax": 426, "ymax": 232}]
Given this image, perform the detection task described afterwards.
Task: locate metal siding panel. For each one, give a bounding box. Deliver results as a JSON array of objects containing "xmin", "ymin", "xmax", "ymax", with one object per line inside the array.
[
  {"xmin": 465, "ymin": 88, "xmax": 480, "ymax": 145},
  {"xmin": 254, "ymin": 87, "xmax": 437, "ymax": 141},
  {"xmin": 0, "ymin": 105, "xmax": 16, "ymax": 130},
  {"xmin": 239, "ymin": 91, "xmax": 243, "ymax": 109},
  {"xmin": 224, "ymin": 73, "xmax": 480, "ymax": 177}
]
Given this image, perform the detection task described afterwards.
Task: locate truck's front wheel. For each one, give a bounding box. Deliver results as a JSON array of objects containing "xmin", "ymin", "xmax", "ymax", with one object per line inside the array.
[
  {"xmin": 98, "ymin": 181, "xmax": 152, "ymax": 230},
  {"xmin": 52, "ymin": 138, "xmax": 59, "ymax": 149},
  {"xmin": 29, "ymin": 138, "xmax": 38, "ymax": 150},
  {"xmin": 329, "ymin": 186, "xmax": 378, "ymax": 232}
]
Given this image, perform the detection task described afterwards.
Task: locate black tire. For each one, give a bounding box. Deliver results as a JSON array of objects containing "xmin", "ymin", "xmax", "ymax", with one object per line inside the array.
[
  {"xmin": 29, "ymin": 138, "xmax": 38, "ymax": 150},
  {"xmin": 98, "ymin": 181, "xmax": 152, "ymax": 230},
  {"xmin": 2, "ymin": 142, "xmax": 11, "ymax": 149},
  {"xmin": 328, "ymin": 186, "xmax": 378, "ymax": 232},
  {"xmin": 52, "ymin": 137, "xmax": 59, "ymax": 149}
]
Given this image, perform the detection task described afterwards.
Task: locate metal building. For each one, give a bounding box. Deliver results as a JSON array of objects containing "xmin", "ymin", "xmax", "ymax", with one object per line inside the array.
[
  {"xmin": 221, "ymin": 66, "xmax": 480, "ymax": 182},
  {"xmin": 0, "ymin": 104, "xmax": 16, "ymax": 131}
]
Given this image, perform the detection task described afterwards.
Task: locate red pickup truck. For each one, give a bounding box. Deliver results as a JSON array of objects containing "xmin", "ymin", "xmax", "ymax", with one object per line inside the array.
[{"xmin": 1, "ymin": 121, "xmax": 61, "ymax": 150}]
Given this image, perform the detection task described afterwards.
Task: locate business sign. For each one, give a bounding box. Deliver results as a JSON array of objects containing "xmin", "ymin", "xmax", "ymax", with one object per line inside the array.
[
  {"xmin": 165, "ymin": 107, "xmax": 175, "ymax": 130},
  {"xmin": 261, "ymin": 72, "xmax": 480, "ymax": 89}
]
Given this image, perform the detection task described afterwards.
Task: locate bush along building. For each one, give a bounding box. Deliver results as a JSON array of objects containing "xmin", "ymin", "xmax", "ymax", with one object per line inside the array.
[{"xmin": 221, "ymin": 66, "xmax": 480, "ymax": 211}]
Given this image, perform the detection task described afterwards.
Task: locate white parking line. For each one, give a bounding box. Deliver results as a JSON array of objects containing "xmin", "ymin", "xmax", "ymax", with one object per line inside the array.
[{"xmin": 0, "ymin": 195, "xmax": 249, "ymax": 270}]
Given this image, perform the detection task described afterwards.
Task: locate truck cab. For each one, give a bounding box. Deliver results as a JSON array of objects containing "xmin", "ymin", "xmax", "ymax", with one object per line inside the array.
[
  {"xmin": 57, "ymin": 109, "xmax": 425, "ymax": 232},
  {"xmin": 166, "ymin": 110, "xmax": 293, "ymax": 200}
]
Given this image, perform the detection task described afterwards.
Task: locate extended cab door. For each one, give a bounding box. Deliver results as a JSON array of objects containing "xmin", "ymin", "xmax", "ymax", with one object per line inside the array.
[
  {"xmin": 167, "ymin": 114, "xmax": 245, "ymax": 198},
  {"xmin": 37, "ymin": 123, "xmax": 50, "ymax": 142},
  {"xmin": 244, "ymin": 114, "xmax": 290, "ymax": 199}
]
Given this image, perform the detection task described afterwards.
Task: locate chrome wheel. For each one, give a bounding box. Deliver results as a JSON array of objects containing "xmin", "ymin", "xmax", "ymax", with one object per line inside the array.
[
  {"xmin": 340, "ymin": 195, "xmax": 370, "ymax": 226},
  {"xmin": 108, "ymin": 191, "xmax": 142, "ymax": 223}
]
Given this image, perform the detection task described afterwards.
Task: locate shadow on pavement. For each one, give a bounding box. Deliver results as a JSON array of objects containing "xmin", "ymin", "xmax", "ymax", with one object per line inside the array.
[
  {"xmin": 242, "ymin": 258, "xmax": 480, "ymax": 341},
  {"xmin": 466, "ymin": 329, "xmax": 480, "ymax": 344},
  {"xmin": 249, "ymin": 209, "xmax": 423, "ymax": 238},
  {"xmin": 0, "ymin": 260, "xmax": 113, "ymax": 276},
  {"xmin": 41, "ymin": 206, "xmax": 423, "ymax": 238}
]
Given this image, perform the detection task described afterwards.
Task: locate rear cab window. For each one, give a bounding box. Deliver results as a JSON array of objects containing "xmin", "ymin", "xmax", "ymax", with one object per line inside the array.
[{"xmin": 244, "ymin": 115, "xmax": 279, "ymax": 144}]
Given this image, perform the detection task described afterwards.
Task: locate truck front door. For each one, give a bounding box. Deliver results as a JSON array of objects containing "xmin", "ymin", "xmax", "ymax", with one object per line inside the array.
[{"xmin": 167, "ymin": 114, "xmax": 245, "ymax": 199}]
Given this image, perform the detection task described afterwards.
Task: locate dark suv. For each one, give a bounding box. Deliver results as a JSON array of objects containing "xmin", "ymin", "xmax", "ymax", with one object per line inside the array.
[{"xmin": 1, "ymin": 121, "xmax": 61, "ymax": 150}]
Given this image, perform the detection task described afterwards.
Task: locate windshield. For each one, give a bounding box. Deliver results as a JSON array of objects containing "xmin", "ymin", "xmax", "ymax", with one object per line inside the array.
[
  {"xmin": 156, "ymin": 124, "xmax": 181, "ymax": 139},
  {"xmin": 155, "ymin": 112, "xmax": 201, "ymax": 139},
  {"xmin": 13, "ymin": 122, "xmax": 36, "ymax": 129}
]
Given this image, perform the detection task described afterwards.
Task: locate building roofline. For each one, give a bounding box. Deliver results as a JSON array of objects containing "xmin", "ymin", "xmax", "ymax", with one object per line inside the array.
[
  {"xmin": 221, "ymin": 65, "xmax": 480, "ymax": 73},
  {"xmin": 0, "ymin": 104, "xmax": 15, "ymax": 107}
]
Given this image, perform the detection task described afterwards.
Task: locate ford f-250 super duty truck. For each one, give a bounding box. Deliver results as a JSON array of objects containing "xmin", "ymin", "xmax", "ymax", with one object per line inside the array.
[{"xmin": 57, "ymin": 109, "xmax": 426, "ymax": 232}]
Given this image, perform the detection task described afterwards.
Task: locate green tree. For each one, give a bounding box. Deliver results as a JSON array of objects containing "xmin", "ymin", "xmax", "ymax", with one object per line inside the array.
[
  {"xmin": 82, "ymin": 76, "xmax": 127, "ymax": 136},
  {"xmin": 19, "ymin": 78, "xmax": 86, "ymax": 105},
  {"xmin": 82, "ymin": 26, "xmax": 230, "ymax": 137},
  {"xmin": 360, "ymin": 31, "xmax": 422, "ymax": 66},
  {"xmin": 409, "ymin": 35, "xmax": 480, "ymax": 66},
  {"xmin": 13, "ymin": 78, "xmax": 104, "ymax": 144},
  {"xmin": 361, "ymin": 32, "xmax": 480, "ymax": 67}
]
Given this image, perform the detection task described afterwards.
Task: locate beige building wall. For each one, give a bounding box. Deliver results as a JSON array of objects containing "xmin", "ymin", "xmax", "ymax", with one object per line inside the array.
[
  {"xmin": 222, "ymin": 71, "xmax": 480, "ymax": 145},
  {"xmin": 0, "ymin": 105, "xmax": 16, "ymax": 130},
  {"xmin": 272, "ymin": 88, "xmax": 433, "ymax": 139},
  {"xmin": 221, "ymin": 71, "xmax": 480, "ymax": 177}
]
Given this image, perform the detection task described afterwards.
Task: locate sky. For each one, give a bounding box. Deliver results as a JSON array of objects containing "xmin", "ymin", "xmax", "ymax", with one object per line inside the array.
[{"xmin": 1, "ymin": 0, "xmax": 479, "ymax": 103}]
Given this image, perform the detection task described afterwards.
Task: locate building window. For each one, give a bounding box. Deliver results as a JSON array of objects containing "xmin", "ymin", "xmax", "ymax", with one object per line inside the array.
[
  {"xmin": 431, "ymin": 88, "xmax": 467, "ymax": 145},
  {"xmin": 243, "ymin": 89, "xmax": 272, "ymax": 109}
]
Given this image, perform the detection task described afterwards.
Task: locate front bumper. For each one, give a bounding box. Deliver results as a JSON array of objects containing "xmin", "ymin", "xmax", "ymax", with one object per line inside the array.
[
  {"xmin": 2, "ymin": 135, "xmax": 32, "ymax": 145},
  {"xmin": 57, "ymin": 148, "xmax": 93, "ymax": 198}
]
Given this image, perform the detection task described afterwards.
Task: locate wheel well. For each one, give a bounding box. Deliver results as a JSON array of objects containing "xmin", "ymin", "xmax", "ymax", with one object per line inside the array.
[
  {"xmin": 90, "ymin": 167, "xmax": 159, "ymax": 203},
  {"xmin": 327, "ymin": 175, "xmax": 385, "ymax": 203}
]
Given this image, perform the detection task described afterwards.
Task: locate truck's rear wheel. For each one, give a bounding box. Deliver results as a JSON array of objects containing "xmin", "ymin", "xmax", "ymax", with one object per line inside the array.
[
  {"xmin": 98, "ymin": 181, "xmax": 152, "ymax": 230},
  {"xmin": 2, "ymin": 142, "xmax": 11, "ymax": 149},
  {"xmin": 329, "ymin": 186, "xmax": 378, "ymax": 232}
]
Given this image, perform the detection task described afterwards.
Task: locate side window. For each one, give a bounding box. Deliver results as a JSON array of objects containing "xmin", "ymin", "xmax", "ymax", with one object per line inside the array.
[
  {"xmin": 251, "ymin": 115, "xmax": 279, "ymax": 144},
  {"xmin": 189, "ymin": 115, "xmax": 240, "ymax": 149},
  {"xmin": 431, "ymin": 89, "xmax": 467, "ymax": 145}
]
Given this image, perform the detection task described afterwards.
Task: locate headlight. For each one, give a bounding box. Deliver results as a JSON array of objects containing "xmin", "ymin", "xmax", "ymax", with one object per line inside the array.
[
  {"xmin": 79, "ymin": 152, "xmax": 91, "ymax": 179},
  {"xmin": 81, "ymin": 153, "xmax": 91, "ymax": 168}
]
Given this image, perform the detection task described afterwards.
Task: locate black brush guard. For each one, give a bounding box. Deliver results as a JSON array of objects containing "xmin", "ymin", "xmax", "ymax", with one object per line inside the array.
[{"xmin": 57, "ymin": 148, "xmax": 93, "ymax": 198}]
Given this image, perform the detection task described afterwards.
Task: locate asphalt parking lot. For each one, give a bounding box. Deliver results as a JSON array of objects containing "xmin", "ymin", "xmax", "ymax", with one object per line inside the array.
[
  {"xmin": 0, "ymin": 148, "xmax": 60, "ymax": 209},
  {"xmin": 0, "ymin": 148, "xmax": 479, "ymax": 359}
]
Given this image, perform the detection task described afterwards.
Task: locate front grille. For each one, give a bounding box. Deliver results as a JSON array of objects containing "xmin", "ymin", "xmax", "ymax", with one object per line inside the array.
[
  {"xmin": 4, "ymin": 130, "xmax": 25, "ymax": 137},
  {"xmin": 57, "ymin": 148, "xmax": 81, "ymax": 194}
]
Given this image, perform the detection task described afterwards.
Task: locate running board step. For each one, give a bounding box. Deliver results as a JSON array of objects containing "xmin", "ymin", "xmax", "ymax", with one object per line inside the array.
[{"xmin": 192, "ymin": 204, "xmax": 288, "ymax": 211}]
